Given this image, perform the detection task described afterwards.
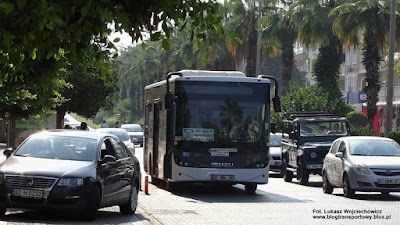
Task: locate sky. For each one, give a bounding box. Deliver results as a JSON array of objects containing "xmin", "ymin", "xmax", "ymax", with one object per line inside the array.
[{"xmin": 109, "ymin": 31, "xmax": 133, "ymax": 50}]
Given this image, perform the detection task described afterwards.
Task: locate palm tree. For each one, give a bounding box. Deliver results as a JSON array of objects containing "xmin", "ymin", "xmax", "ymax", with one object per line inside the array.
[
  {"xmin": 223, "ymin": 0, "xmax": 275, "ymax": 76},
  {"xmin": 331, "ymin": 0, "xmax": 395, "ymax": 128},
  {"xmin": 290, "ymin": 0, "xmax": 345, "ymax": 110},
  {"xmin": 259, "ymin": 5, "xmax": 297, "ymax": 95}
]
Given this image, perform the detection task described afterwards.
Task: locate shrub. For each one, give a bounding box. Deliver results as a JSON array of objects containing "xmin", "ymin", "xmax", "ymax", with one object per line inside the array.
[
  {"xmin": 350, "ymin": 126, "xmax": 377, "ymax": 136},
  {"xmin": 388, "ymin": 131, "xmax": 400, "ymax": 144},
  {"xmin": 346, "ymin": 111, "xmax": 368, "ymax": 128}
]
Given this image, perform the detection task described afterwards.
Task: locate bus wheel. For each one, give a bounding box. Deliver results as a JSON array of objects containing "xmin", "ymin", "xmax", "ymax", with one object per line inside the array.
[{"xmin": 245, "ymin": 183, "xmax": 257, "ymax": 195}]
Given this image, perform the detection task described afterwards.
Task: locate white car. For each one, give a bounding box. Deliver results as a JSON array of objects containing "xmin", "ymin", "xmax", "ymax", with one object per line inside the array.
[
  {"xmin": 96, "ymin": 128, "xmax": 135, "ymax": 155},
  {"xmin": 121, "ymin": 124, "xmax": 143, "ymax": 147},
  {"xmin": 269, "ymin": 133, "xmax": 282, "ymax": 175},
  {"xmin": 322, "ymin": 136, "xmax": 400, "ymax": 198}
]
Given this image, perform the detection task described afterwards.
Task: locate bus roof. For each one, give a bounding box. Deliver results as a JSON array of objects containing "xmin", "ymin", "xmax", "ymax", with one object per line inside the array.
[{"xmin": 145, "ymin": 70, "xmax": 271, "ymax": 90}]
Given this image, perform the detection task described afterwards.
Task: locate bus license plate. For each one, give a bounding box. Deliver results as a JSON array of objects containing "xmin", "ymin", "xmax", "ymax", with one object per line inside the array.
[
  {"xmin": 211, "ymin": 175, "xmax": 234, "ymax": 181},
  {"xmin": 378, "ymin": 178, "xmax": 400, "ymax": 184},
  {"xmin": 12, "ymin": 189, "xmax": 43, "ymax": 198}
]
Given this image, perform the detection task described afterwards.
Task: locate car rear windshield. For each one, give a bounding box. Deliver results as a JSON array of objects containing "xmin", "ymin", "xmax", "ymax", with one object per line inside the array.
[{"xmin": 122, "ymin": 125, "xmax": 143, "ymax": 132}]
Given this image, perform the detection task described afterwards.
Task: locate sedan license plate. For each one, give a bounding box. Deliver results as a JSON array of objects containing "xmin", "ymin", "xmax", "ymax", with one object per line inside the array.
[
  {"xmin": 211, "ymin": 175, "xmax": 234, "ymax": 181},
  {"xmin": 12, "ymin": 189, "xmax": 43, "ymax": 198},
  {"xmin": 378, "ymin": 178, "xmax": 400, "ymax": 184}
]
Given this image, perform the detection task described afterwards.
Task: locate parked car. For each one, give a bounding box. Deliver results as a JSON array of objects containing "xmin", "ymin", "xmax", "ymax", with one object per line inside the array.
[
  {"xmin": 322, "ymin": 136, "xmax": 400, "ymax": 198},
  {"xmin": 269, "ymin": 133, "xmax": 282, "ymax": 175},
  {"xmin": 96, "ymin": 128, "xmax": 135, "ymax": 155},
  {"xmin": 121, "ymin": 124, "xmax": 143, "ymax": 147},
  {"xmin": 0, "ymin": 130, "xmax": 140, "ymax": 220}
]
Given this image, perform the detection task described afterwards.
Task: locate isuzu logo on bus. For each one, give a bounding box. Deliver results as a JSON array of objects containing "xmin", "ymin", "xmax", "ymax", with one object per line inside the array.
[{"xmin": 211, "ymin": 162, "xmax": 234, "ymax": 168}]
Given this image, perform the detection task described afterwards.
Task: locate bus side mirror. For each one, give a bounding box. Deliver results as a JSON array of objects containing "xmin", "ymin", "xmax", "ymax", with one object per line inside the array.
[
  {"xmin": 165, "ymin": 92, "xmax": 173, "ymax": 110},
  {"xmin": 273, "ymin": 96, "xmax": 281, "ymax": 112},
  {"xmin": 271, "ymin": 123, "xmax": 276, "ymax": 134}
]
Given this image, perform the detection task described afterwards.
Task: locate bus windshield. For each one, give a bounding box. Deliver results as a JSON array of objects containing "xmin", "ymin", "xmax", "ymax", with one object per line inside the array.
[{"xmin": 175, "ymin": 81, "xmax": 269, "ymax": 143}]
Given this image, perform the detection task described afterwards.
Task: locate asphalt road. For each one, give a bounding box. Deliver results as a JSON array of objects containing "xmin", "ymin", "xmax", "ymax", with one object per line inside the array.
[{"xmin": 0, "ymin": 145, "xmax": 399, "ymax": 225}]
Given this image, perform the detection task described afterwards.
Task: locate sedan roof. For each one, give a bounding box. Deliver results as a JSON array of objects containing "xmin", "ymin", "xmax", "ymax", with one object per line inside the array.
[{"xmin": 30, "ymin": 129, "xmax": 113, "ymax": 140}]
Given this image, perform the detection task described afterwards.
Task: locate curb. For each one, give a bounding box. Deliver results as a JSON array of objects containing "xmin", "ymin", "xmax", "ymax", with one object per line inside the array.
[{"xmin": 137, "ymin": 204, "xmax": 164, "ymax": 225}]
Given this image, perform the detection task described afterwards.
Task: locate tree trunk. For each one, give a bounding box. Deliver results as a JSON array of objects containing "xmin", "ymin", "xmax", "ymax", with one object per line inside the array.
[
  {"xmin": 281, "ymin": 44, "xmax": 294, "ymax": 96},
  {"xmin": 245, "ymin": 11, "xmax": 257, "ymax": 77},
  {"xmin": 362, "ymin": 31, "xmax": 381, "ymax": 130},
  {"xmin": 56, "ymin": 108, "xmax": 66, "ymax": 129}
]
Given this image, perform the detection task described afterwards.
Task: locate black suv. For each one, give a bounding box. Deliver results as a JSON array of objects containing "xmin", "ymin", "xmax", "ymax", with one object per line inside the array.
[{"xmin": 280, "ymin": 112, "xmax": 349, "ymax": 185}]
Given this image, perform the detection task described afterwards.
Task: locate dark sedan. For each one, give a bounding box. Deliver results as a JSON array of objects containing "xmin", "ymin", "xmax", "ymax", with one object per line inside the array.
[{"xmin": 0, "ymin": 130, "xmax": 141, "ymax": 220}]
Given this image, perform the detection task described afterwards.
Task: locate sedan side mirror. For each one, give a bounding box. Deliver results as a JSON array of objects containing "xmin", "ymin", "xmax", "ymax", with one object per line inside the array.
[
  {"xmin": 100, "ymin": 155, "xmax": 117, "ymax": 165},
  {"xmin": 3, "ymin": 148, "xmax": 14, "ymax": 158},
  {"xmin": 335, "ymin": 152, "xmax": 344, "ymax": 159}
]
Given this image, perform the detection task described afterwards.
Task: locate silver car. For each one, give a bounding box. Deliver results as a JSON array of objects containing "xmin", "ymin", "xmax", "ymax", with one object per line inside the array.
[
  {"xmin": 269, "ymin": 133, "xmax": 282, "ymax": 175},
  {"xmin": 96, "ymin": 128, "xmax": 135, "ymax": 156},
  {"xmin": 322, "ymin": 136, "xmax": 400, "ymax": 198}
]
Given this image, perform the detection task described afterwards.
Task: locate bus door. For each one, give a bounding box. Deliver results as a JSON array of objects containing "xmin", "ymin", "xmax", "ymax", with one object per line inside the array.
[{"xmin": 152, "ymin": 102, "xmax": 161, "ymax": 176}]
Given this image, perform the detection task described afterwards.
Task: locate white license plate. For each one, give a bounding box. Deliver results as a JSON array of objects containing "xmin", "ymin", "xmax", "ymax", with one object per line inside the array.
[
  {"xmin": 378, "ymin": 178, "xmax": 400, "ymax": 184},
  {"xmin": 211, "ymin": 175, "xmax": 234, "ymax": 181},
  {"xmin": 307, "ymin": 164, "xmax": 323, "ymax": 169},
  {"xmin": 12, "ymin": 189, "xmax": 43, "ymax": 198}
]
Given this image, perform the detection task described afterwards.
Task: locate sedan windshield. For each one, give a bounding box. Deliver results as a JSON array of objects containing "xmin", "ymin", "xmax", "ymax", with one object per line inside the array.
[
  {"xmin": 14, "ymin": 136, "xmax": 97, "ymax": 161},
  {"xmin": 350, "ymin": 139, "xmax": 400, "ymax": 156}
]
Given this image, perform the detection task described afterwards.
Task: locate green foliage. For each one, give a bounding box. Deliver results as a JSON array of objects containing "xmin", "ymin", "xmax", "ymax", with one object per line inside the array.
[
  {"xmin": 69, "ymin": 113, "xmax": 99, "ymax": 129},
  {"xmin": 1, "ymin": 0, "xmax": 226, "ymax": 121},
  {"xmin": 16, "ymin": 114, "xmax": 47, "ymax": 129},
  {"xmin": 346, "ymin": 111, "xmax": 368, "ymax": 128},
  {"xmin": 58, "ymin": 47, "xmax": 119, "ymax": 119},
  {"xmin": 388, "ymin": 131, "xmax": 400, "ymax": 145},
  {"xmin": 282, "ymin": 83, "xmax": 332, "ymax": 112},
  {"xmin": 350, "ymin": 126, "xmax": 377, "ymax": 136}
]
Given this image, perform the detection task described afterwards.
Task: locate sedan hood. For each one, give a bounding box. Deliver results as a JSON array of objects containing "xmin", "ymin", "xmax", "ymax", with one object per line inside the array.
[
  {"xmin": 351, "ymin": 156, "xmax": 400, "ymax": 169},
  {"xmin": 0, "ymin": 156, "xmax": 96, "ymax": 178}
]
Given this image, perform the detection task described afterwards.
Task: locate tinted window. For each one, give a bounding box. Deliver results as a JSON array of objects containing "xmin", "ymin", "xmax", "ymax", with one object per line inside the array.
[
  {"xmin": 111, "ymin": 138, "xmax": 128, "ymax": 159},
  {"xmin": 338, "ymin": 141, "xmax": 346, "ymax": 153}
]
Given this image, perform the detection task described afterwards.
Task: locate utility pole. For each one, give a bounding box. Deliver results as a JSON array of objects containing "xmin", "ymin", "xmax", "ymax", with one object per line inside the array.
[{"xmin": 384, "ymin": 0, "xmax": 396, "ymax": 137}]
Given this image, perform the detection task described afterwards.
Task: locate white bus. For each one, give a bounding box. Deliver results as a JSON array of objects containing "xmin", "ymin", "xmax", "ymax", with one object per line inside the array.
[{"xmin": 143, "ymin": 70, "xmax": 281, "ymax": 194}]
